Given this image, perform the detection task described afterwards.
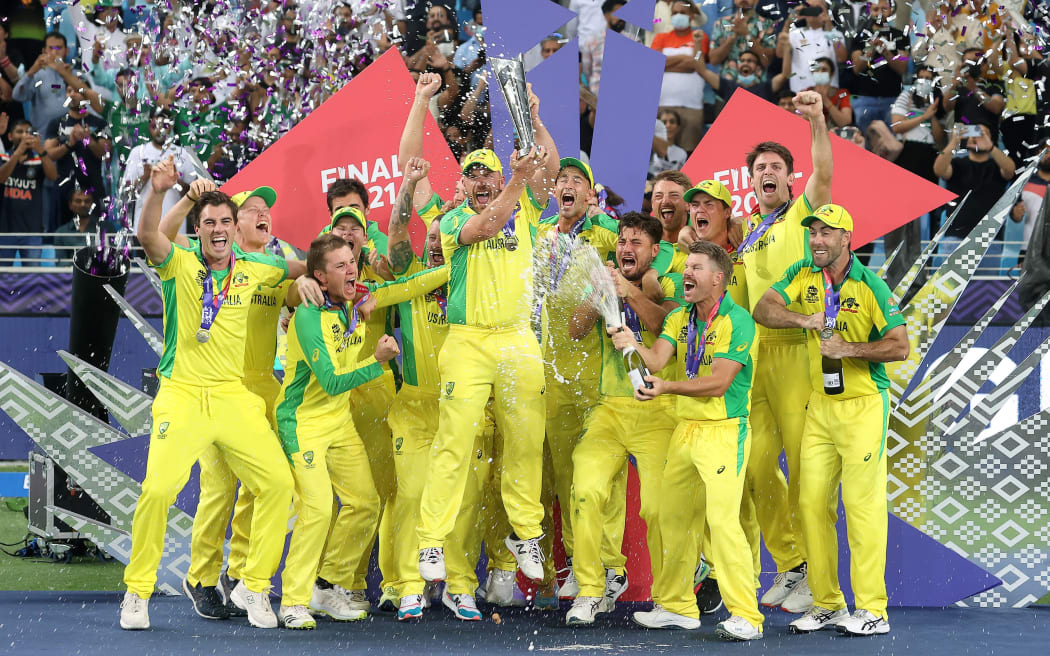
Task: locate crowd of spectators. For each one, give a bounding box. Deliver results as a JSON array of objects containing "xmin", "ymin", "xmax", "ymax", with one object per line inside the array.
[{"xmin": 0, "ymin": 0, "xmax": 1047, "ymax": 273}]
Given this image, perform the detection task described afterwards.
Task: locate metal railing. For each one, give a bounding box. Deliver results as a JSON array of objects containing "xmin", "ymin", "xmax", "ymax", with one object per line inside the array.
[{"xmin": 0, "ymin": 232, "xmax": 1032, "ymax": 277}]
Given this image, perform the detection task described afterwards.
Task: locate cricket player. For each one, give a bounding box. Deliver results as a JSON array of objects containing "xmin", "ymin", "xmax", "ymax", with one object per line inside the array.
[
  {"xmin": 564, "ymin": 212, "xmax": 680, "ymax": 625},
  {"xmin": 613, "ymin": 240, "xmax": 763, "ymax": 641},
  {"xmin": 275, "ymin": 233, "xmax": 401, "ymax": 630},
  {"xmin": 754, "ymin": 204, "xmax": 908, "ymax": 637},
  {"xmin": 122, "ymin": 158, "xmax": 294, "ymax": 631}
]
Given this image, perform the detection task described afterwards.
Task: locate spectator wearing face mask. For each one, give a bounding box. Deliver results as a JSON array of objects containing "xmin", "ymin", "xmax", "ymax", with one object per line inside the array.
[
  {"xmin": 651, "ymin": 0, "xmax": 708, "ymax": 151},
  {"xmin": 847, "ymin": 0, "xmax": 908, "ymax": 135},
  {"xmin": 695, "ymin": 48, "xmax": 789, "ymax": 104},
  {"xmin": 710, "ymin": 0, "xmax": 777, "ymax": 82},
  {"xmin": 778, "ymin": 0, "xmax": 847, "ymax": 93},
  {"xmin": 807, "ymin": 57, "xmax": 851, "ymax": 128}
]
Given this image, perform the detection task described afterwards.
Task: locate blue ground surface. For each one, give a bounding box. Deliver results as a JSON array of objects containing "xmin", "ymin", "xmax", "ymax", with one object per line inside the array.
[{"xmin": 1, "ymin": 592, "xmax": 1047, "ymax": 655}]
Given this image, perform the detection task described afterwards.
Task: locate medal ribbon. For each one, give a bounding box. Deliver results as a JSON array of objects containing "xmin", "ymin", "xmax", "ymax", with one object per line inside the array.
[
  {"xmin": 622, "ymin": 302, "xmax": 643, "ymax": 342},
  {"xmin": 323, "ymin": 284, "xmax": 371, "ymax": 339},
  {"xmin": 434, "ymin": 286, "xmax": 448, "ymax": 320},
  {"xmin": 549, "ymin": 216, "xmax": 587, "ymax": 290},
  {"xmin": 199, "ymin": 250, "xmax": 237, "ymax": 336},
  {"xmin": 736, "ymin": 201, "xmax": 791, "ymax": 254},
  {"xmin": 821, "ymin": 254, "xmax": 854, "ymax": 334},
  {"xmin": 685, "ymin": 294, "xmax": 724, "ymax": 379}
]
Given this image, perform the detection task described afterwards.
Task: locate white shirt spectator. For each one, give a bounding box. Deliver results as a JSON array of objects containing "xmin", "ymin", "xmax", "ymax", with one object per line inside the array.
[
  {"xmin": 891, "ymin": 88, "xmax": 936, "ymax": 145},
  {"xmin": 787, "ymin": 25, "xmax": 842, "ymax": 92},
  {"xmin": 123, "ymin": 142, "xmax": 198, "ymax": 230},
  {"xmin": 653, "ymin": 38, "xmax": 705, "ymax": 109},
  {"xmin": 568, "ymin": 0, "xmax": 607, "ymax": 44}
]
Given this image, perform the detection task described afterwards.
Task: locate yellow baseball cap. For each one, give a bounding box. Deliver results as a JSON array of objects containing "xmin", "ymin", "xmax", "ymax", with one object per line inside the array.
[
  {"xmin": 330, "ymin": 206, "xmax": 367, "ymax": 231},
  {"xmin": 461, "ymin": 149, "xmax": 503, "ymax": 174},
  {"xmin": 802, "ymin": 204, "xmax": 853, "ymax": 231},
  {"xmin": 231, "ymin": 185, "xmax": 277, "ymax": 208},
  {"xmin": 558, "ymin": 157, "xmax": 594, "ymax": 188},
  {"xmin": 683, "ymin": 180, "xmax": 731, "ymax": 207}
]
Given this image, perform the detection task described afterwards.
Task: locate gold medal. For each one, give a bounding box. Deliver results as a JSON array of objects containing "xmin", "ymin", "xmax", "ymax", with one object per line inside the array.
[
  {"xmin": 819, "ymin": 327, "xmax": 834, "ymax": 341},
  {"xmin": 505, "ymin": 235, "xmax": 519, "ymax": 251},
  {"xmin": 196, "ymin": 329, "xmax": 211, "ymax": 343}
]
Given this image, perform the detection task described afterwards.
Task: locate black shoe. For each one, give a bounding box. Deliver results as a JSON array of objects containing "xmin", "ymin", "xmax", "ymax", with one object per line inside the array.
[
  {"xmin": 183, "ymin": 578, "xmax": 230, "ymax": 620},
  {"xmin": 219, "ymin": 570, "xmax": 247, "ymax": 617},
  {"xmin": 696, "ymin": 578, "xmax": 724, "ymax": 615}
]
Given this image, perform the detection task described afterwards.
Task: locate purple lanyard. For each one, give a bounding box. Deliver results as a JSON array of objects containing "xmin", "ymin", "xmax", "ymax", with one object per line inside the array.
[
  {"xmin": 200, "ymin": 251, "xmax": 236, "ymax": 334},
  {"xmin": 323, "ymin": 292, "xmax": 359, "ymax": 338},
  {"xmin": 685, "ymin": 294, "xmax": 724, "ymax": 379},
  {"xmin": 821, "ymin": 254, "xmax": 854, "ymax": 332},
  {"xmin": 434, "ymin": 286, "xmax": 447, "ymax": 320},
  {"xmin": 622, "ymin": 303, "xmax": 643, "ymax": 342},
  {"xmin": 549, "ymin": 216, "xmax": 586, "ymax": 289},
  {"xmin": 737, "ymin": 201, "xmax": 790, "ymax": 254}
]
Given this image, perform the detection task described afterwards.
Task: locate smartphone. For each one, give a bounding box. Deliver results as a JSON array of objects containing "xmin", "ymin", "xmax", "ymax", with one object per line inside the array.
[
  {"xmin": 961, "ymin": 124, "xmax": 983, "ymax": 138},
  {"xmin": 799, "ymin": 5, "xmax": 823, "ymax": 16}
]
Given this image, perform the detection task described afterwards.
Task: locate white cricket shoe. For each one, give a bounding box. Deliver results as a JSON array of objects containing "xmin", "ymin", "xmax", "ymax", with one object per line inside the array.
[
  {"xmin": 631, "ymin": 605, "xmax": 701, "ymax": 630},
  {"xmin": 309, "ymin": 584, "xmax": 367, "ymax": 621},
  {"xmin": 398, "ymin": 595, "xmax": 423, "ymax": 621},
  {"xmin": 780, "ymin": 570, "xmax": 813, "ymax": 613},
  {"xmin": 484, "ymin": 569, "xmax": 522, "ymax": 606},
  {"xmin": 278, "ymin": 605, "xmax": 316, "ymax": 630},
  {"xmin": 599, "ymin": 569, "xmax": 628, "ymax": 613},
  {"xmin": 119, "ymin": 591, "xmax": 149, "ymax": 630},
  {"xmin": 442, "ymin": 588, "xmax": 482, "ymax": 621},
  {"xmin": 559, "ymin": 558, "xmax": 580, "ymax": 600},
  {"xmin": 505, "ymin": 534, "xmax": 545, "ymax": 581},
  {"xmin": 419, "ymin": 547, "xmax": 446, "ymax": 582},
  {"xmin": 230, "ymin": 580, "xmax": 278, "ymax": 629},
  {"xmin": 716, "ymin": 615, "xmax": 763, "ymax": 641},
  {"xmin": 836, "ymin": 609, "xmax": 890, "ymax": 636},
  {"xmin": 565, "ymin": 596, "xmax": 601, "ymax": 626},
  {"xmin": 760, "ymin": 568, "xmax": 806, "ymax": 607},
  {"xmin": 788, "ymin": 606, "xmax": 849, "ymax": 633}
]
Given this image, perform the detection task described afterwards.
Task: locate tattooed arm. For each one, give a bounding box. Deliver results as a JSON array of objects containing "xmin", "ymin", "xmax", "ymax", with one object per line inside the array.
[{"xmin": 388, "ymin": 157, "xmax": 430, "ymax": 275}]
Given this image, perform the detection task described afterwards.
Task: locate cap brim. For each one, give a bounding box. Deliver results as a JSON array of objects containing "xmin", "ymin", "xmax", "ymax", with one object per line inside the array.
[{"xmin": 559, "ymin": 158, "xmax": 593, "ymax": 187}]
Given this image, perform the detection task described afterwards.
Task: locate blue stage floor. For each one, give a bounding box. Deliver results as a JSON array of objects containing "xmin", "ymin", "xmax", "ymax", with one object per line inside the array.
[{"xmin": 2, "ymin": 592, "xmax": 1047, "ymax": 655}]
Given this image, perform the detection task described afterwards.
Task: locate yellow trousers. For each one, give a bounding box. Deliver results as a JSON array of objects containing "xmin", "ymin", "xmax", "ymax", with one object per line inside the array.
[
  {"xmin": 387, "ymin": 386, "xmax": 490, "ymax": 596},
  {"xmin": 747, "ymin": 336, "xmax": 808, "ymax": 571},
  {"xmin": 419, "ymin": 325, "xmax": 546, "ymax": 547},
  {"xmin": 281, "ymin": 416, "xmax": 380, "ymax": 607},
  {"xmin": 655, "ymin": 418, "xmax": 763, "ymax": 629},
  {"xmin": 186, "ymin": 373, "xmax": 280, "ymax": 587},
  {"xmin": 800, "ymin": 391, "xmax": 890, "ymax": 620},
  {"xmin": 572, "ymin": 397, "xmax": 675, "ymax": 599},
  {"xmin": 124, "ymin": 379, "xmax": 293, "ymax": 598},
  {"xmin": 341, "ymin": 371, "xmax": 397, "ymax": 590}
]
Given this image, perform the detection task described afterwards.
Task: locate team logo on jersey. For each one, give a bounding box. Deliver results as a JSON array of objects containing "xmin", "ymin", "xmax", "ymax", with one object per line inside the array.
[
  {"xmin": 805, "ymin": 285, "xmax": 820, "ymax": 304},
  {"xmin": 445, "ymin": 382, "xmax": 455, "ymax": 399},
  {"xmin": 196, "ymin": 269, "xmax": 209, "ymax": 287},
  {"xmin": 157, "ymin": 421, "xmax": 169, "ymax": 437},
  {"xmin": 716, "ymin": 465, "xmax": 725, "ymax": 474},
  {"xmin": 707, "ymin": 331, "xmax": 717, "ymax": 344},
  {"xmin": 26, "ymin": 166, "xmax": 37, "ymax": 179},
  {"xmin": 842, "ymin": 297, "xmax": 860, "ymax": 313},
  {"xmin": 303, "ymin": 451, "xmax": 315, "ymax": 468},
  {"xmin": 395, "ymin": 437, "xmax": 403, "ymax": 452},
  {"xmin": 232, "ymin": 272, "xmax": 249, "ymax": 288}
]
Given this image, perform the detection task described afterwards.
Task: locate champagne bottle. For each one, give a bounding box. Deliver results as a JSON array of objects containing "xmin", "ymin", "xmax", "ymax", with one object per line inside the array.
[
  {"xmin": 623, "ymin": 346, "xmax": 653, "ymax": 390},
  {"xmin": 820, "ymin": 331, "xmax": 844, "ymax": 395}
]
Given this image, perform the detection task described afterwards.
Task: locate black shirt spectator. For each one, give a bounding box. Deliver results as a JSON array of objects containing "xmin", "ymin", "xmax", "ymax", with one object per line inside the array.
[
  {"xmin": 935, "ymin": 124, "xmax": 1016, "ymax": 239},
  {"xmin": 848, "ymin": 21, "xmax": 908, "ymax": 97},
  {"xmin": 44, "ymin": 110, "xmax": 109, "ymax": 212}
]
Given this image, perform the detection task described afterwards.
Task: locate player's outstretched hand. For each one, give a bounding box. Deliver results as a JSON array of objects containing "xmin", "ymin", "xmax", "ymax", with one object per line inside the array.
[{"xmin": 375, "ymin": 334, "xmax": 400, "ymax": 363}]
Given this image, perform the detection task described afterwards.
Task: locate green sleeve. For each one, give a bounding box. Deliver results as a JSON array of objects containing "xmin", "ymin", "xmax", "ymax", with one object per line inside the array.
[
  {"xmin": 868, "ymin": 276, "xmax": 906, "ymax": 336},
  {"xmin": 440, "ymin": 207, "xmax": 471, "ymax": 243},
  {"xmin": 771, "ymin": 258, "xmax": 809, "ymax": 305},
  {"xmin": 660, "ymin": 274, "xmax": 684, "ymax": 305},
  {"xmin": 367, "ymin": 223, "xmax": 389, "ymax": 256},
  {"xmin": 240, "ymin": 250, "xmax": 290, "ymax": 287},
  {"xmin": 714, "ymin": 311, "xmax": 756, "ymax": 365},
  {"xmin": 370, "ymin": 266, "xmax": 449, "ymax": 307},
  {"xmin": 294, "ymin": 308, "xmax": 383, "ymax": 396},
  {"xmin": 419, "ymin": 193, "xmax": 445, "ymax": 226}
]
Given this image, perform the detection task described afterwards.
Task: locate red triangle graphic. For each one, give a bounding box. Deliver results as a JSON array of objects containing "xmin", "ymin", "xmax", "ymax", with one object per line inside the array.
[
  {"xmin": 683, "ymin": 89, "xmax": 957, "ymax": 247},
  {"xmin": 221, "ymin": 49, "xmax": 460, "ymax": 252}
]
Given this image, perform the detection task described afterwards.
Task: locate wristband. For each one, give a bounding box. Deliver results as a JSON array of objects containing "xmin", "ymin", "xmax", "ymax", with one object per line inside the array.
[{"xmin": 0, "ymin": 57, "xmax": 10, "ymax": 68}]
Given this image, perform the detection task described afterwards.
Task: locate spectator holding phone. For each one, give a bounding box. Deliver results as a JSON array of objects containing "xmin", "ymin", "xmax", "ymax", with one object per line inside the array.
[
  {"xmin": 779, "ymin": 0, "xmax": 847, "ymax": 93},
  {"xmin": 43, "ymin": 77, "xmax": 111, "ymax": 219},
  {"xmin": 0, "ymin": 117, "xmax": 57, "ymax": 266},
  {"xmin": 941, "ymin": 48, "xmax": 1005, "ymax": 143}
]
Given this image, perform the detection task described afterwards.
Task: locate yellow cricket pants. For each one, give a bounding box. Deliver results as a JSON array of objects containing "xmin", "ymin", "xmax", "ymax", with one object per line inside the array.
[
  {"xmin": 800, "ymin": 391, "xmax": 890, "ymax": 620},
  {"xmin": 280, "ymin": 416, "xmax": 380, "ymax": 607},
  {"xmin": 655, "ymin": 418, "xmax": 763, "ymax": 629},
  {"xmin": 341, "ymin": 370, "xmax": 397, "ymax": 590},
  {"xmin": 545, "ymin": 374, "xmax": 628, "ymax": 574},
  {"xmin": 702, "ymin": 455, "xmax": 763, "ymax": 588},
  {"xmin": 187, "ymin": 373, "xmax": 281, "ymax": 587},
  {"xmin": 572, "ymin": 396, "xmax": 675, "ymax": 599},
  {"xmin": 124, "ymin": 379, "xmax": 293, "ymax": 598},
  {"xmin": 747, "ymin": 335, "xmax": 809, "ymax": 571},
  {"xmin": 388, "ymin": 385, "xmax": 491, "ymax": 596},
  {"xmin": 419, "ymin": 324, "xmax": 546, "ymax": 547}
]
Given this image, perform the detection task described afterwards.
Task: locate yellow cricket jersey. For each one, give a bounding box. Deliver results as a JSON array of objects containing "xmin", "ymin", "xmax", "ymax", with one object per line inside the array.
[
  {"xmin": 151, "ymin": 241, "xmax": 288, "ymax": 386},
  {"xmin": 419, "ymin": 193, "xmax": 445, "ymax": 227},
  {"xmin": 727, "ymin": 248, "xmax": 749, "ymax": 310},
  {"xmin": 658, "ymin": 295, "xmax": 758, "ymax": 421},
  {"xmin": 440, "ymin": 188, "xmax": 547, "ymax": 328},
  {"xmin": 242, "ymin": 279, "xmax": 294, "ymax": 377},
  {"xmin": 535, "ymin": 212, "xmax": 620, "ymax": 383},
  {"xmin": 599, "ymin": 276, "xmax": 679, "ymax": 398},
  {"xmin": 275, "ymin": 303, "xmax": 383, "ymax": 455},
  {"xmin": 770, "ymin": 256, "xmax": 906, "ymax": 400},
  {"xmin": 656, "ymin": 242, "xmax": 688, "ymax": 275},
  {"xmin": 390, "ymin": 258, "xmax": 448, "ymax": 392},
  {"xmin": 739, "ymin": 194, "xmax": 814, "ymax": 337}
]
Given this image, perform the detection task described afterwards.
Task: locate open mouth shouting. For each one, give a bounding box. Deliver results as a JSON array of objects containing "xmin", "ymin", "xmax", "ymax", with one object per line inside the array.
[
  {"xmin": 619, "ymin": 251, "xmax": 638, "ymax": 277},
  {"xmin": 473, "ymin": 186, "xmax": 492, "ymax": 209},
  {"xmin": 560, "ymin": 189, "xmax": 577, "ymax": 213},
  {"xmin": 210, "ymin": 233, "xmax": 229, "ymax": 252},
  {"xmin": 429, "ymin": 249, "xmax": 445, "ymax": 267},
  {"xmin": 659, "ymin": 204, "xmax": 677, "ymax": 226},
  {"xmin": 255, "ymin": 218, "xmax": 271, "ymax": 240},
  {"xmin": 760, "ymin": 177, "xmax": 778, "ymax": 197}
]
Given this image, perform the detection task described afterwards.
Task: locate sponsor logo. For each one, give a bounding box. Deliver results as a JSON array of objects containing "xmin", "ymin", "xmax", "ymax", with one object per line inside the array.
[
  {"xmin": 311, "ymin": 348, "xmax": 320, "ymax": 362},
  {"xmin": 864, "ymin": 452, "xmax": 872, "ymax": 462},
  {"xmin": 805, "ymin": 285, "xmax": 820, "ymax": 304},
  {"xmin": 717, "ymin": 465, "xmax": 725, "ymax": 474},
  {"xmin": 736, "ymin": 342, "xmax": 749, "ymax": 352}
]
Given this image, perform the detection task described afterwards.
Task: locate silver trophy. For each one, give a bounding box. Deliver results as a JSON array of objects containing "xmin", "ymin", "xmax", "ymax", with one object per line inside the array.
[{"xmin": 489, "ymin": 54, "xmax": 536, "ymax": 156}]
